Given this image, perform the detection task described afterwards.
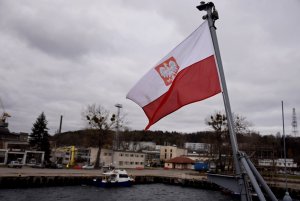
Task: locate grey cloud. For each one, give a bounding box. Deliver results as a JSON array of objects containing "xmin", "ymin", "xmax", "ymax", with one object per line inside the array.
[{"xmin": 0, "ymin": 0, "xmax": 299, "ymax": 136}]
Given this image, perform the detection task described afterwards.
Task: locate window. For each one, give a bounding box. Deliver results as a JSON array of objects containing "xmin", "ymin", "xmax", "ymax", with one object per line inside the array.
[
  {"xmin": 135, "ymin": 154, "xmax": 139, "ymax": 157},
  {"xmin": 140, "ymin": 162, "xmax": 144, "ymax": 165},
  {"xmin": 130, "ymin": 154, "xmax": 134, "ymax": 157},
  {"xmin": 119, "ymin": 161, "xmax": 123, "ymax": 166},
  {"xmin": 119, "ymin": 174, "xmax": 128, "ymax": 178},
  {"xmin": 141, "ymin": 155, "xmax": 144, "ymax": 158},
  {"xmin": 130, "ymin": 162, "xmax": 134, "ymax": 165},
  {"xmin": 120, "ymin": 153, "xmax": 123, "ymax": 156},
  {"xmin": 165, "ymin": 153, "xmax": 167, "ymax": 159},
  {"xmin": 108, "ymin": 153, "xmax": 112, "ymax": 156},
  {"xmin": 125, "ymin": 154, "xmax": 129, "ymax": 157},
  {"xmin": 165, "ymin": 149, "xmax": 167, "ymax": 152},
  {"xmin": 170, "ymin": 154, "xmax": 172, "ymax": 158},
  {"xmin": 170, "ymin": 149, "xmax": 173, "ymax": 152},
  {"xmin": 135, "ymin": 162, "xmax": 138, "ymax": 165},
  {"xmin": 104, "ymin": 153, "xmax": 107, "ymax": 156}
]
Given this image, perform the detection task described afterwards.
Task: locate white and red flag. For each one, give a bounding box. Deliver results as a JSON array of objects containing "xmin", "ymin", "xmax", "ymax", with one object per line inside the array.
[{"xmin": 126, "ymin": 20, "xmax": 222, "ymax": 130}]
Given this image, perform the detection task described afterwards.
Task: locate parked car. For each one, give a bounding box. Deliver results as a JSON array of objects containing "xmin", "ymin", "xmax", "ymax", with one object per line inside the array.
[
  {"xmin": 7, "ymin": 161, "xmax": 23, "ymax": 168},
  {"xmin": 44, "ymin": 162, "xmax": 57, "ymax": 169},
  {"xmin": 28, "ymin": 158, "xmax": 36, "ymax": 165},
  {"xmin": 32, "ymin": 163, "xmax": 45, "ymax": 168},
  {"xmin": 102, "ymin": 165, "xmax": 115, "ymax": 172},
  {"xmin": 44, "ymin": 162, "xmax": 63, "ymax": 169},
  {"xmin": 82, "ymin": 164, "xmax": 94, "ymax": 169},
  {"xmin": 56, "ymin": 163, "xmax": 63, "ymax": 169}
]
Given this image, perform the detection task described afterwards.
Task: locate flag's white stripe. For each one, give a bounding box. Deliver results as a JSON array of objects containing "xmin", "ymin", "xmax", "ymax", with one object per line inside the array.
[{"xmin": 127, "ymin": 21, "xmax": 214, "ymax": 107}]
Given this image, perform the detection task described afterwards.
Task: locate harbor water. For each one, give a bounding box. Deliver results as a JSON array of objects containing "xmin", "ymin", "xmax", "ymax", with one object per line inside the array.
[{"xmin": 0, "ymin": 183, "xmax": 238, "ymax": 201}]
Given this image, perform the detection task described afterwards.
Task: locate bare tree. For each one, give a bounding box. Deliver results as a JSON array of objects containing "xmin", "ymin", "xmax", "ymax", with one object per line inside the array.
[
  {"xmin": 205, "ymin": 112, "xmax": 253, "ymax": 172},
  {"xmin": 233, "ymin": 113, "xmax": 253, "ymax": 135},
  {"xmin": 205, "ymin": 111, "xmax": 227, "ymax": 172},
  {"xmin": 83, "ymin": 104, "xmax": 116, "ymax": 168}
]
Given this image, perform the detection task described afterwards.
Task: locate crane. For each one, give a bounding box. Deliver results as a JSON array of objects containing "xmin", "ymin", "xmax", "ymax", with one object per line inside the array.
[
  {"xmin": 55, "ymin": 145, "xmax": 77, "ymax": 168},
  {"xmin": 0, "ymin": 98, "xmax": 11, "ymax": 127}
]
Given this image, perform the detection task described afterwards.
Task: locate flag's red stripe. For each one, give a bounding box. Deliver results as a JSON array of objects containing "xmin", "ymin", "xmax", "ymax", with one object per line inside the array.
[{"xmin": 143, "ymin": 55, "xmax": 221, "ymax": 130}]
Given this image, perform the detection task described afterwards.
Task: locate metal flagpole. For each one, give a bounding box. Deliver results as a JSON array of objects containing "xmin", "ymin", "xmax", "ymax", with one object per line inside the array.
[
  {"xmin": 197, "ymin": 2, "xmax": 279, "ymax": 201},
  {"xmin": 196, "ymin": 2, "xmax": 251, "ymax": 201}
]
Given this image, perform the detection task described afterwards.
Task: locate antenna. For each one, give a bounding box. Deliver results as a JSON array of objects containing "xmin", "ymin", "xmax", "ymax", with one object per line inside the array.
[{"xmin": 292, "ymin": 108, "xmax": 298, "ymax": 137}]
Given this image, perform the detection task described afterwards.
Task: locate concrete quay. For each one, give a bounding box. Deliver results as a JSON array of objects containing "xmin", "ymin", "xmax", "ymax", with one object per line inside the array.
[
  {"xmin": 0, "ymin": 167, "xmax": 300, "ymax": 199},
  {"xmin": 0, "ymin": 166, "xmax": 218, "ymax": 191},
  {"xmin": 0, "ymin": 166, "xmax": 205, "ymax": 179}
]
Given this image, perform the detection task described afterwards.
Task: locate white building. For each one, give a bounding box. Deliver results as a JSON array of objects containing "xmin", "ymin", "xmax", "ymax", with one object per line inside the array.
[
  {"xmin": 120, "ymin": 141, "xmax": 156, "ymax": 151},
  {"xmin": 258, "ymin": 158, "xmax": 297, "ymax": 168},
  {"xmin": 90, "ymin": 148, "xmax": 145, "ymax": 169},
  {"xmin": 113, "ymin": 150, "xmax": 145, "ymax": 169},
  {"xmin": 160, "ymin": 145, "xmax": 187, "ymax": 161},
  {"xmin": 142, "ymin": 150, "xmax": 160, "ymax": 166},
  {"xmin": 184, "ymin": 142, "xmax": 210, "ymax": 152}
]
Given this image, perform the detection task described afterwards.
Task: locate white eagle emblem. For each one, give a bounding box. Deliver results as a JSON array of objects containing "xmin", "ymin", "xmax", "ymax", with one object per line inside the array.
[{"xmin": 155, "ymin": 57, "xmax": 179, "ymax": 86}]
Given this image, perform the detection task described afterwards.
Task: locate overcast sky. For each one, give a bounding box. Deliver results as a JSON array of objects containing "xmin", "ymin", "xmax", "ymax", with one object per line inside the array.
[{"xmin": 0, "ymin": 0, "xmax": 299, "ymax": 136}]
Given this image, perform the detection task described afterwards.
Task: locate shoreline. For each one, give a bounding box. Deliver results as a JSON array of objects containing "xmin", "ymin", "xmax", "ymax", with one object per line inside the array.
[{"xmin": 1, "ymin": 167, "xmax": 300, "ymax": 199}]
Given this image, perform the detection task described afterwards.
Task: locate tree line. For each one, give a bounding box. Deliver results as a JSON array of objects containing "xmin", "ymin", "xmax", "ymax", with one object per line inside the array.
[{"xmin": 29, "ymin": 105, "xmax": 300, "ymax": 167}]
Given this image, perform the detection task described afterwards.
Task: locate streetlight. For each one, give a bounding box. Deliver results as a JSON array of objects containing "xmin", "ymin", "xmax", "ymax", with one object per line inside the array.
[{"xmin": 115, "ymin": 104, "xmax": 122, "ymax": 150}]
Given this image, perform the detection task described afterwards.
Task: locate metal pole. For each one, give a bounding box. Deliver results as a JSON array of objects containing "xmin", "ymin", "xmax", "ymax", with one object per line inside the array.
[
  {"xmin": 115, "ymin": 104, "xmax": 122, "ymax": 150},
  {"xmin": 197, "ymin": 2, "xmax": 251, "ymax": 201},
  {"xmin": 59, "ymin": 115, "xmax": 63, "ymax": 134},
  {"xmin": 282, "ymin": 101, "xmax": 288, "ymax": 192},
  {"xmin": 240, "ymin": 156, "xmax": 266, "ymax": 201},
  {"xmin": 245, "ymin": 155, "xmax": 278, "ymax": 201}
]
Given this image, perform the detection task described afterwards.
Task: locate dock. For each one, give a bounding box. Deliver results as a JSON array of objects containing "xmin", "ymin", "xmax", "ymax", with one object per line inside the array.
[{"xmin": 0, "ymin": 167, "xmax": 300, "ymax": 199}]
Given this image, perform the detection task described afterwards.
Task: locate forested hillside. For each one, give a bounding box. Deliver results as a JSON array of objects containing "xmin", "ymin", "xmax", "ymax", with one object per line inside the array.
[{"xmin": 51, "ymin": 129, "xmax": 300, "ymax": 164}]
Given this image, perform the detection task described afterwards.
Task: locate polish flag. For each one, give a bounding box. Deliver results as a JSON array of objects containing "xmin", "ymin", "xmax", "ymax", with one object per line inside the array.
[{"xmin": 126, "ymin": 20, "xmax": 222, "ymax": 130}]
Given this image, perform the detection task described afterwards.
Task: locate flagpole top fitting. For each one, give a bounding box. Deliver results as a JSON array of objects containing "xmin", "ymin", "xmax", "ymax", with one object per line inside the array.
[{"xmin": 197, "ymin": 1, "xmax": 219, "ymax": 29}]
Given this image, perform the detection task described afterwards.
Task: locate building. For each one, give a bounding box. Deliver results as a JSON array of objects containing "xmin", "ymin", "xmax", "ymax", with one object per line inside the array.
[
  {"xmin": 186, "ymin": 152, "xmax": 211, "ymax": 162},
  {"xmin": 258, "ymin": 158, "xmax": 297, "ymax": 169},
  {"xmin": 0, "ymin": 132, "xmax": 29, "ymax": 150},
  {"xmin": 184, "ymin": 142, "xmax": 210, "ymax": 153},
  {"xmin": 164, "ymin": 156, "xmax": 195, "ymax": 170},
  {"xmin": 97, "ymin": 148, "xmax": 113, "ymax": 166},
  {"xmin": 142, "ymin": 150, "xmax": 160, "ymax": 166},
  {"xmin": 90, "ymin": 148, "xmax": 146, "ymax": 169},
  {"xmin": 52, "ymin": 146, "xmax": 91, "ymax": 166},
  {"xmin": 160, "ymin": 145, "xmax": 187, "ymax": 161},
  {"xmin": 120, "ymin": 141, "xmax": 156, "ymax": 151},
  {"xmin": 0, "ymin": 129, "xmax": 45, "ymax": 165},
  {"xmin": 113, "ymin": 150, "xmax": 145, "ymax": 169}
]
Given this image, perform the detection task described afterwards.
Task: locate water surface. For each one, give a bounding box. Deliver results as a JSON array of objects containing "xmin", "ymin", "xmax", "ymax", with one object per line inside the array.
[{"xmin": 0, "ymin": 184, "xmax": 238, "ymax": 201}]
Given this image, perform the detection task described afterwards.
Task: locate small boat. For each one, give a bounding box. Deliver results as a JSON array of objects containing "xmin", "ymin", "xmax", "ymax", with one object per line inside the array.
[{"xmin": 93, "ymin": 169, "xmax": 134, "ymax": 187}]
